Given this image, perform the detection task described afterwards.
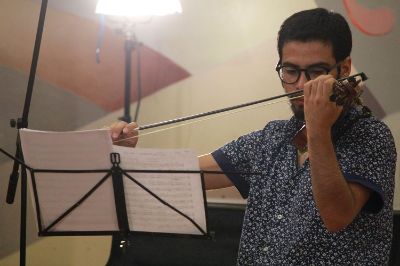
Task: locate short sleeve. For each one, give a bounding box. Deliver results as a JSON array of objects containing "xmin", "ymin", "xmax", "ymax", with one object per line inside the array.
[
  {"xmin": 211, "ymin": 121, "xmax": 287, "ymax": 198},
  {"xmin": 211, "ymin": 131, "xmax": 262, "ymax": 198},
  {"xmin": 336, "ymin": 119, "xmax": 397, "ymax": 213}
]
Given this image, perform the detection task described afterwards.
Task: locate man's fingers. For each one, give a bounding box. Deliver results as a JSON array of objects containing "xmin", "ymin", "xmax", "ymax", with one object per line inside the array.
[
  {"xmin": 123, "ymin": 122, "xmax": 139, "ymax": 134},
  {"xmin": 305, "ymin": 75, "xmax": 335, "ymax": 99},
  {"xmin": 111, "ymin": 121, "xmax": 128, "ymax": 140}
]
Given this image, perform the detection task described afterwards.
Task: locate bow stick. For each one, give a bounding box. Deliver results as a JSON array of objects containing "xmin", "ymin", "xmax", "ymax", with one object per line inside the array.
[
  {"xmin": 112, "ymin": 72, "xmax": 368, "ymax": 143},
  {"xmin": 137, "ymin": 72, "xmax": 367, "ymax": 131}
]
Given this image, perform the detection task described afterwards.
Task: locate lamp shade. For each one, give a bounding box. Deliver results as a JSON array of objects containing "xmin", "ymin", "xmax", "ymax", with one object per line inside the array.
[{"xmin": 95, "ymin": 0, "xmax": 182, "ymax": 17}]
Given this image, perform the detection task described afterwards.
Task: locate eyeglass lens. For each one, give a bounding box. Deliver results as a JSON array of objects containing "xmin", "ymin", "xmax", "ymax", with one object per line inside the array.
[{"xmin": 278, "ymin": 66, "xmax": 330, "ymax": 84}]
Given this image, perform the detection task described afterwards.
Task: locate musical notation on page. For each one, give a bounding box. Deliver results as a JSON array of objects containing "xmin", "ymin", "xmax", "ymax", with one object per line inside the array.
[{"xmin": 19, "ymin": 128, "xmax": 207, "ymax": 235}]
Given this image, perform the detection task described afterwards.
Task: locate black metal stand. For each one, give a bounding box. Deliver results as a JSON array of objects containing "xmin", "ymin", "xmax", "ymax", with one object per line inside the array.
[
  {"xmin": 110, "ymin": 153, "xmax": 130, "ymax": 236},
  {"xmin": 4, "ymin": 1, "xmax": 48, "ymax": 266},
  {"xmin": 1, "ymin": 148, "xmax": 212, "ymax": 239},
  {"xmin": 120, "ymin": 37, "xmax": 142, "ymax": 123}
]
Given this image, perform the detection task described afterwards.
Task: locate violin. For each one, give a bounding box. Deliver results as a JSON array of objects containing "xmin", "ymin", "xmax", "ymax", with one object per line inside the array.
[{"xmin": 291, "ymin": 72, "xmax": 367, "ymax": 152}]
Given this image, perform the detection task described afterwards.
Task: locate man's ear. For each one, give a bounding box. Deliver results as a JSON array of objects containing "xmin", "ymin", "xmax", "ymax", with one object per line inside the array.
[{"xmin": 340, "ymin": 57, "xmax": 352, "ymax": 77}]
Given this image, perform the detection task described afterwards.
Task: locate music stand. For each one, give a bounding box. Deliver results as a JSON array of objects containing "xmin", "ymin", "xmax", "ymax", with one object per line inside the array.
[
  {"xmin": 1, "ymin": 149, "xmax": 213, "ymax": 241},
  {"xmin": 3, "ymin": 1, "xmax": 48, "ymax": 265}
]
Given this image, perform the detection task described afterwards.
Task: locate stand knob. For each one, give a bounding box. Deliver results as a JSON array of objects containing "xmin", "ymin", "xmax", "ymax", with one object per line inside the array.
[
  {"xmin": 10, "ymin": 118, "xmax": 26, "ymax": 129},
  {"xmin": 10, "ymin": 119, "xmax": 17, "ymax": 128}
]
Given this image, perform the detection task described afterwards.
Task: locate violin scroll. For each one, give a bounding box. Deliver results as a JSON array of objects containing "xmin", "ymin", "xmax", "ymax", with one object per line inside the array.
[{"xmin": 329, "ymin": 72, "xmax": 368, "ymax": 107}]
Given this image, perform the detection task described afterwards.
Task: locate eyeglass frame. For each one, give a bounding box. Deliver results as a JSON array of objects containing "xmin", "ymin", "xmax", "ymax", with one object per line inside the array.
[{"xmin": 275, "ymin": 62, "xmax": 341, "ymax": 84}]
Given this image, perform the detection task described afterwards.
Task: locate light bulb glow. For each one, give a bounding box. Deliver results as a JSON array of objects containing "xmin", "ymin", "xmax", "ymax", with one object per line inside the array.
[{"xmin": 95, "ymin": 0, "xmax": 182, "ymax": 17}]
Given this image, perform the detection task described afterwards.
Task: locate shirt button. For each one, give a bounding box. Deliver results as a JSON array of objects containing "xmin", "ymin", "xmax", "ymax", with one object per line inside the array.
[{"xmin": 277, "ymin": 214, "xmax": 283, "ymax": 220}]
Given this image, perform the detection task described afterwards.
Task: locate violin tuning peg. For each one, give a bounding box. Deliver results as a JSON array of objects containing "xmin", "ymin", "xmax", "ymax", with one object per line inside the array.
[
  {"xmin": 329, "ymin": 94, "xmax": 337, "ymax": 102},
  {"xmin": 360, "ymin": 72, "xmax": 368, "ymax": 81},
  {"xmin": 348, "ymin": 77, "xmax": 356, "ymax": 83}
]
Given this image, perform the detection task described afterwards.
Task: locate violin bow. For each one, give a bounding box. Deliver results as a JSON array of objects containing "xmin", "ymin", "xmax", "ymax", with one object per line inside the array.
[{"xmin": 137, "ymin": 72, "xmax": 368, "ymax": 131}]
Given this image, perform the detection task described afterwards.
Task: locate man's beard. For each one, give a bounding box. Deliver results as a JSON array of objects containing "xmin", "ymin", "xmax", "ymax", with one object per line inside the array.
[{"xmin": 290, "ymin": 103, "xmax": 305, "ymax": 121}]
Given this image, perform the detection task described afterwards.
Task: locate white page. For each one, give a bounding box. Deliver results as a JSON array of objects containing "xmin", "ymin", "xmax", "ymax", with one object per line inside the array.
[
  {"xmin": 20, "ymin": 128, "xmax": 119, "ymax": 232},
  {"xmin": 112, "ymin": 146, "xmax": 207, "ymax": 235},
  {"xmin": 20, "ymin": 128, "xmax": 207, "ymax": 235}
]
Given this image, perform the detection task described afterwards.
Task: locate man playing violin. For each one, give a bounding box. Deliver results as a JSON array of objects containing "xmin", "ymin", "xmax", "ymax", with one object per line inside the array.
[{"xmin": 110, "ymin": 8, "xmax": 397, "ymax": 265}]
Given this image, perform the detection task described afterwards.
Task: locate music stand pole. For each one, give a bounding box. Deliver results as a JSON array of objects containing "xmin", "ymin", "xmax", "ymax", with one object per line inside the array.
[
  {"xmin": 120, "ymin": 37, "xmax": 133, "ymax": 123},
  {"xmin": 5, "ymin": 1, "xmax": 48, "ymax": 265},
  {"xmin": 119, "ymin": 27, "xmax": 142, "ymax": 123}
]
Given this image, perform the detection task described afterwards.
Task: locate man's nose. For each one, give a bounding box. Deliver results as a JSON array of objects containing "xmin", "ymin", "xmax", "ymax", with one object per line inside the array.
[{"xmin": 295, "ymin": 71, "xmax": 309, "ymax": 90}]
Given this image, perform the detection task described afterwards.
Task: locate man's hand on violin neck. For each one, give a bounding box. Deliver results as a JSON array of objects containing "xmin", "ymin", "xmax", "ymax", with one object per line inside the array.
[
  {"xmin": 109, "ymin": 121, "xmax": 139, "ymax": 147},
  {"xmin": 303, "ymin": 74, "xmax": 343, "ymax": 135}
]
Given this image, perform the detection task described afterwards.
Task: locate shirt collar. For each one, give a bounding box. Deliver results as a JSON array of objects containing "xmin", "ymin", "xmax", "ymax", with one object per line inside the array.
[{"xmin": 284, "ymin": 105, "xmax": 371, "ymax": 143}]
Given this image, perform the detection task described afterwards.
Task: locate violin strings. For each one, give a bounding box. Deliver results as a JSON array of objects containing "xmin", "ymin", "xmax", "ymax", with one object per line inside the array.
[{"xmin": 113, "ymin": 94, "xmax": 304, "ymax": 144}]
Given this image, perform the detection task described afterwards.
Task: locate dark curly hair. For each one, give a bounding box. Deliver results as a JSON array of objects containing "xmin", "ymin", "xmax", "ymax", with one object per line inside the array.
[{"xmin": 277, "ymin": 8, "xmax": 352, "ymax": 63}]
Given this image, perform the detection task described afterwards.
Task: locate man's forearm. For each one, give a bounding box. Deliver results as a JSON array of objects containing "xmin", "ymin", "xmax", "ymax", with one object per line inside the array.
[
  {"xmin": 308, "ymin": 129, "xmax": 363, "ymax": 231},
  {"xmin": 199, "ymin": 154, "xmax": 233, "ymax": 190}
]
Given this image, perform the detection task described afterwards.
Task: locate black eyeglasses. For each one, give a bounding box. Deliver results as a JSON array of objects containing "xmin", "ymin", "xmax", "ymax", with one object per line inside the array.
[{"xmin": 275, "ymin": 62, "xmax": 340, "ymax": 84}]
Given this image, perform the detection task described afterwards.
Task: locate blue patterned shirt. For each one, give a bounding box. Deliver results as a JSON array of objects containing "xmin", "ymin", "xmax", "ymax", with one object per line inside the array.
[{"xmin": 212, "ymin": 106, "xmax": 396, "ymax": 265}]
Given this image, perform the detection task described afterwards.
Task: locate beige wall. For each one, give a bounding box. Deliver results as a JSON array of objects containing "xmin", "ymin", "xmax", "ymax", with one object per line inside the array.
[{"xmin": 1, "ymin": 0, "xmax": 399, "ymax": 265}]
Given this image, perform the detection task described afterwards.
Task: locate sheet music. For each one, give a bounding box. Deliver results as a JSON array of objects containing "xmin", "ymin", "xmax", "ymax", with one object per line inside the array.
[
  {"xmin": 113, "ymin": 146, "xmax": 206, "ymax": 235},
  {"xmin": 20, "ymin": 128, "xmax": 118, "ymax": 232},
  {"xmin": 20, "ymin": 128, "xmax": 207, "ymax": 235}
]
